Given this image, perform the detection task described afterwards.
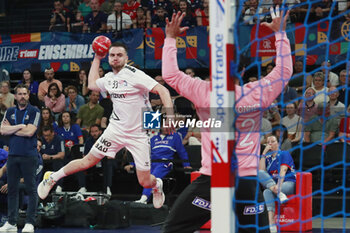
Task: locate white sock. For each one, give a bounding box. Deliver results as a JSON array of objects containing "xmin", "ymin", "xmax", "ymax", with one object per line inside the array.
[
  {"xmin": 51, "ymin": 168, "xmax": 67, "ymax": 181},
  {"xmin": 140, "ymin": 195, "xmax": 148, "ymax": 202}
]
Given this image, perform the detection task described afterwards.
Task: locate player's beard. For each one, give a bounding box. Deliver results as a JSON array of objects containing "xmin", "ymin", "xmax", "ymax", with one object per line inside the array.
[{"xmin": 110, "ymin": 63, "xmax": 125, "ymax": 71}]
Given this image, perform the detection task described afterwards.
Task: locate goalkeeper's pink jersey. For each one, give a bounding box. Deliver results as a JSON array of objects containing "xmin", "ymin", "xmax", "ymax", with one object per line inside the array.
[{"xmin": 162, "ymin": 32, "xmax": 292, "ymax": 177}]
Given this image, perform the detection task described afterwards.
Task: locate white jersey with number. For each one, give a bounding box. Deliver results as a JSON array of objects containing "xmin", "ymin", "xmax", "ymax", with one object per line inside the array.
[{"xmin": 96, "ymin": 65, "xmax": 158, "ymax": 135}]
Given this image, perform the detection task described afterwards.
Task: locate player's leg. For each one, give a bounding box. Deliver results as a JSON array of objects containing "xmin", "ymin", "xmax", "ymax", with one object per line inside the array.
[
  {"xmin": 38, "ymin": 128, "xmax": 121, "ymax": 199},
  {"xmin": 234, "ymin": 176, "xmax": 270, "ymax": 233},
  {"xmin": 126, "ymin": 136, "xmax": 164, "ymax": 208},
  {"xmin": 162, "ymin": 174, "xmax": 211, "ymax": 233}
]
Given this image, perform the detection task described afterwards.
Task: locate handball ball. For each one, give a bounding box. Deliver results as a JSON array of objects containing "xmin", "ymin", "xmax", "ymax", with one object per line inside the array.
[{"xmin": 92, "ymin": 36, "xmax": 111, "ymax": 56}]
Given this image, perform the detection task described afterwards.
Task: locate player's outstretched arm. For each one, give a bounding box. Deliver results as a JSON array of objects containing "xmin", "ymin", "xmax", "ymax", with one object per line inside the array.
[
  {"xmin": 261, "ymin": 6, "xmax": 289, "ymax": 32},
  {"xmin": 88, "ymin": 55, "xmax": 104, "ymax": 92}
]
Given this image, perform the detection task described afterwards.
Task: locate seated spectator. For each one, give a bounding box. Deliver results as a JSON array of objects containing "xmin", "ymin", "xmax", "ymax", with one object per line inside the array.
[
  {"xmin": 0, "ymin": 81, "xmax": 14, "ymax": 109},
  {"xmin": 289, "ymin": 0, "xmax": 310, "ymax": 23},
  {"xmin": 101, "ymin": 0, "xmax": 116, "ymax": 15},
  {"xmin": 261, "ymin": 111, "xmax": 272, "ymax": 145},
  {"xmin": 258, "ymin": 135, "xmax": 296, "ymax": 233},
  {"xmin": 132, "ymin": 7, "xmax": 150, "ymax": 29},
  {"xmin": 265, "ymin": 101, "xmax": 281, "ymax": 127},
  {"xmin": 281, "ymin": 102, "xmax": 303, "ymax": 143},
  {"xmin": 297, "ymin": 87, "xmax": 318, "ymax": 123},
  {"xmin": 151, "ymin": 6, "xmax": 167, "ymax": 28},
  {"xmin": 70, "ymin": 9, "xmax": 85, "ymax": 33},
  {"xmin": 321, "ymin": 61, "xmax": 339, "ymax": 87},
  {"xmin": 288, "ymin": 60, "xmax": 313, "ymax": 94},
  {"xmin": 339, "ymin": 105, "xmax": 350, "ymax": 144},
  {"xmin": 276, "ymin": 85, "xmax": 298, "ymax": 104},
  {"xmin": 0, "ymin": 68, "xmax": 9, "ymax": 82},
  {"xmin": 123, "ymin": 0, "xmax": 141, "ymax": 20},
  {"xmin": 304, "ymin": 104, "xmax": 338, "ymax": 143},
  {"xmin": 135, "ymin": 128, "xmax": 192, "ymax": 204},
  {"xmin": 328, "ymin": 86, "xmax": 345, "ymax": 120},
  {"xmin": 44, "ymin": 83, "xmax": 66, "ymax": 116},
  {"xmin": 107, "ymin": 1, "xmax": 132, "ymax": 33},
  {"xmin": 265, "ymin": 62, "xmax": 275, "ymax": 76},
  {"xmin": 38, "ymin": 68, "xmax": 63, "ymax": 102},
  {"xmin": 78, "ymin": 0, "xmax": 92, "ymax": 17},
  {"xmin": 76, "ymin": 69, "xmax": 89, "ymax": 97},
  {"xmin": 38, "ymin": 107, "xmax": 58, "ymax": 138},
  {"xmin": 312, "ymin": 72, "xmax": 329, "ymax": 105},
  {"xmin": 49, "ymin": 0, "xmax": 71, "ymax": 32},
  {"xmin": 195, "ymin": 0, "xmax": 209, "ymax": 26},
  {"xmin": 185, "ymin": 67, "xmax": 201, "ymax": 80},
  {"xmin": 272, "ymin": 124, "xmax": 292, "ymax": 151},
  {"xmin": 41, "ymin": 126, "xmax": 65, "ymax": 192},
  {"xmin": 76, "ymin": 91, "xmax": 104, "ymax": 129},
  {"xmin": 309, "ymin": 0, "xmax": 337, "ymax": 23},
  {"xmin": 65, "ymin": 85, "xmax": 85, "ymax": 114},
  {"xmin": 83, "ymin": 0, "xmax": 108, "ymax": 33},
  {"xmin": 56, "ymin": 111, "xmax": 84, "ymax": 149},
  {"xmin": 76, "ymin": 124, "xmax": 113, "ymax": 195},
  {"xmin": 0, "ymin": 94, "xmax": 7, "ymax": 120},
  {"xmin": 242, "ymin": 0, "xmax": 264, "ymax": 25},
  {"xmin": 19, "ymin": 69, "xmax": 39, "ymax": 96},
  {"xmin": 337, "ymin": 69, "xmax": 350, "ymax": 105},
  {"xmin": 179, "ymin": 0, "xmax": 197, "ymax": 27},
  {"xmin": 182, "ymin": 114, "xmax": 201, "ymax": 145}
]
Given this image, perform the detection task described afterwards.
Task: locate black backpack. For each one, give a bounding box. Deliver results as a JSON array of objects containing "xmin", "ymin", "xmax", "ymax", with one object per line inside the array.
[{"xmin": 95, "ymin": 200, "xmax": 131, "ymax": 229}]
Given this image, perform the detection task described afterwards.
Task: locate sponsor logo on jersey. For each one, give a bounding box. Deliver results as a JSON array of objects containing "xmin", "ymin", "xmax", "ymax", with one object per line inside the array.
[
  {"xmin": 95, "ymin": 137, "xmax": 112, "ymax": 153},
  {"xmin": 243, "ymin": 204, "xmax": 265, "ymax": 215},
  {"xmin": 125, "ymin": 65, "xmax": 136, "ymax": 73},
  {"xmin": 143, "ymin": 110, "xmax": 161, "ymax": 129},
  {"xmin": 110, "ymin": 93, "xmax": 126, "ymax": 98},
  {"xmin": 192, "ymin": 197, "xmax": 211, "ymax": 211}
]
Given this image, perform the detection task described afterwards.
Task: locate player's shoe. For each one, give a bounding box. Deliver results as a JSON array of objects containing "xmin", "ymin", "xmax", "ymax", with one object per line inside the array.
[
  {"xmin": 37, "ymin": 171, "xmax": 56, "ymax": 199},
  {"xmin": 269, "ymin": 225, "xmax": 277, "ymax": 233},
  {"xmin": 0, "ymin": 221, "xmax": 17, "ymax": 232},
  {"xmin": 152, "ymin": 178, "xmax": 165, "ymax": 209},
  {"xmin": 22, "ymin": 223, "xmax": 34, "ymax": 233},
  {"xmin": 278, "ymin": 192, "xmax": 288, "ymax": 203}
]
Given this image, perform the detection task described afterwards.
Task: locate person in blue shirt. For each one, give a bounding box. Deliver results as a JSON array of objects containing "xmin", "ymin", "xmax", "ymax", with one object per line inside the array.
[
  {"xmin": 134, "ymin": 128, "xmax": 192, "ymax": 204},
  {"xmin": 41, "ymin": 125, "xmax": 65, "ymax": 192},
  {"xmin": 65, "ymin": 86, "xmax": 85, "ymax": 114},
  {"xmin": 55, "ymin": 111, "xmax": 84, "ymax": 148},
  {"xmin": 0, "ymin": 84, "xmax": 41, "ymax": 232},
  {"xmin": 258, "ymin": 135, "xmax": 296, "ymax": 233}
]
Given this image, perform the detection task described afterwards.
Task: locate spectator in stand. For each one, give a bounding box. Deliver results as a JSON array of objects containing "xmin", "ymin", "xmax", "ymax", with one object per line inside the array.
[
  {"xmin": 38, "ymin": 107, "xmax": 58, "ymax": 138},
  {"xmin": 0, "ymin": 68, "xmax": 9, "ymax": 83},
  {"xmin": 78, "ymin": 0, "xmax": 92, "ymax": 17},
  {"xmin": 288, "ymin": 60, "xmax": 313, "ymax": 95},
  {"xmin": 312, "ymin": 72, "xmax": 329, "ymax": 105},
  {"xmin": 49, "ymin": 0, "xmax": 71, "ymax": 32},
  {"xmin": 83, "ymin": 0, "xmax": 108, "ymax": 33},
  {"xmin": 265, "ymin": 62, "xmax": 275, "ymax": 75},
  {"xmin": 289, "ymin": 0, "xmax": 310, "ymax": 23},
  {"xmin": 77, "ymin": 124, "xmax": 113, "ymax": 195},
  {"xmin": 70, "ymin": 9, "xmax": 85, "ymax": 33},
  {"xmin": 298, "ymin": 87, "xmax": 318, "ymax": 123},
  {"xmin": 281, "ymin": 102, "xmax": 303, "ymax": 143},
  {"xmin": 107, "ymin": 1, "xmax": 133, "ymax": 32},
  {"xmin": 179, "ymin": 0, "xmax": 197, "ymax": 27},
  {"xmin": 185, "ymin": 68, "xmax": 201, "ymax": 80},
  {"xmin": 41, "ymin": 126, "xmax": 65, "ymax": 192},
  {"xmin": 304, "ymin": 104, "xmax": 339, "ymax": 143},
  {"xmin": 100, "ymin": 96, "xmax": 113, "ymax": 129},
  {"xmin": 337, "ymin": 69, "xmax": 350, "ymax": 106},
  {"xmin": 195, "ymin": 0, "xmax": 209, "ymax": 26},
  {"xmin": 0, "ymin": 81, "xmax": 14, "ymax": 109},
  {"xmin": 44, "ymin": 83, "xmax": 66, "ymax": 117},
  {"xmin": 76, "ymin": 69, "xmax": 89, "ymax": 97},
  {"xmin": 261, "ymin": 111, "xmax": 273, "ymax": 145},
  {"xmin": 148, "ymin": 0, "xmax": 173, "ymax": 18},
  {"xmin": 328, "ymin": 86, "xmax": 345, "ymax": 120},
  {"xmin": 65, "ymin": 85, "xmax": 85, "ymax": 114},
  {"xmin": 135, "ymin": 128, "xmax": 192, "ymax": 204},
  {"xmin": 309, "ymin": 0, "xmax": 337, "ymax": 23},
  {"xmin": 56, "ymin": 111, "xmax": 84, "ymax": 149},
  {"xmin": 276, "ymin": 85, "xmax": 298, "ymax": 104},
  {"xmin": 151, "ymin": 6, "xmax": 167, "ymax": 28},
  {"xmin": 101, "ymin": 0, "xmax": 116, "ymax": 15},
  {"xmin": 168, "ymin": 0, "xmax": 179, "ymax": 13},
  {"xmin": 265, "ymin": 101, "xmax": 281, "ymax": 127},
  {"xmin": 339, "ymin": 105, "xmax": 350, "ymax": 143},
  {"xmin": 19, "ymin": 69, "xmax": 39, "ymax": 96},
  {"xmin": 243, "ymin": 0, "xmax": 264, "ymax": 25},
  {"xmin": 321, "ymin": 61, "xmax": 339, "ymax": 87},
  {"xmin": 76, "ymin": 91, "xmax": 104, "ymax": 129},
  {"xmin": 123, "ymin": 0, "xmax": 141, "ymax": 20},
  {"xmin": 272, "ymin": 124, "xmax": 292, "ymax": 151},
  {"xmin": 0, "ymin": 94, "xmax": 7, "ymax": 120},
  {"xmin": 133, "ymin": 7, "xmax": 150, "ymax": 29},
  {"xmin": 38, "ymin": 68, "xmax": 63, "ymax": 102}
]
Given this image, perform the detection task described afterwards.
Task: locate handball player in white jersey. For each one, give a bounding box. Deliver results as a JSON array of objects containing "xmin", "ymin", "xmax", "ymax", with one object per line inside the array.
[{"xmin": 38, "ymin": 42, "xmax": 175, "ymax": 209}]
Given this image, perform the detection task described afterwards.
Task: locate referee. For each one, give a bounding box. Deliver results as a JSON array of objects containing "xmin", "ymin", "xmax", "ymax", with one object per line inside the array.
[{"xmin": 0, "ymin": 84, "xmax": 40, "ymax": 233}]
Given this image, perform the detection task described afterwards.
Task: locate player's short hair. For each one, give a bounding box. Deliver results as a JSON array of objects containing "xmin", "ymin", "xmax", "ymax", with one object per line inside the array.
[
  {"xmin": 110, "ymin": 42, "xmax": 128, "ymax": 53},
  {"xmin": 14, "ymin": 84, "xmax": 29, "ymax": 94}
]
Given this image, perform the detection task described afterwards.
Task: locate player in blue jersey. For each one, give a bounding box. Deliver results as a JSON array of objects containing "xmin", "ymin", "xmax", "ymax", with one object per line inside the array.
[
  {"xmin": 258, "ymin": 135, "xmax": 296, "ymax": 233},
  {"xmin": 135, "ymin": 127, "xmax": 192, "ymax": 204}
]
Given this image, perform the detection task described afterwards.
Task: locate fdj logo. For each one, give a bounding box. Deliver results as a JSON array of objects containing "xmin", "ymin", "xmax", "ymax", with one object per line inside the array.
[{"xmin": 143, "ymin": 110, "xmax": 161, "ymax": 129}]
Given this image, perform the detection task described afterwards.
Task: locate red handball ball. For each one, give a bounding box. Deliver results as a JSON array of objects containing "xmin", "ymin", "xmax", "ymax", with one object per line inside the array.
[{"xmin": 92, "ymin": 36, "xmax": 111, "ymax": 56}]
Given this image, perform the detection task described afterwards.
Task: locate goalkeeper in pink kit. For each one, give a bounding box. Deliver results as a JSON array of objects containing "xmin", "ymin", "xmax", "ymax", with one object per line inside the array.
[{"xmin": 162, "ymin": 8, "xmax": 292, "ymax": 233}]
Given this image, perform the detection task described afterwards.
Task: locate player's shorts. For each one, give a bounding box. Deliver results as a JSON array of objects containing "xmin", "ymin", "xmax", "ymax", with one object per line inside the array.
[{"xmin": 89, "ymin": 127, "xmax": 151, "ymax": 171}]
